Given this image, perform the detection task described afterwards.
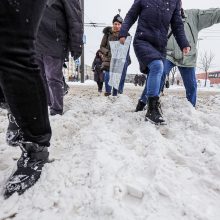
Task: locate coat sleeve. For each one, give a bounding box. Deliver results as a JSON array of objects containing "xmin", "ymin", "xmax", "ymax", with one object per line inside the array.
[
  {"xmin": 170, "ymin": 0, "xmax": 190, "ymax": 50},
  {"xmin": 196, "ymin": 8, "xmax": 220, "ymax": 31},
  {"xmin": 63, "ymin": 0, "xmax": 83, "ymax": 53},
  {"xmin": 100, "ymin": 34, "xmax": 109, "ymax": 56},
  {"xmin": 92, "ymin": 58, "xmax": 96, "ymax": 70},
  {"xmin": 119, "ymin": 0, "xmax": 142, "ymax": 38}
]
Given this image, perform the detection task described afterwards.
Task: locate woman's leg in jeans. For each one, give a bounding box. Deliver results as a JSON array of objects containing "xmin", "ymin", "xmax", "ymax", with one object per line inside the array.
[
  {"xmin": 104, "ymin": 71, "xmax": 112, "ymax": 94},
  {"xmin": 118, "ymin": 60, "xmax": 129, "ymax": 94},
  {"xmin": 178, "ymin": 66, "xmax": 197, "ymax": 107},
  {"xmin": 145, "ymin": 60, "xmax": 165, "ymax": 124},
  {"xmin": 139, "ymin": 59, "xmax": 169, "ymax": 103},
  {"xmin": 160, "ymin": 59, "xmax": 175, "ymax": 93},
  {"xmin": 147, "ymin": 60, "xmax": 164, "ymax": 97}
]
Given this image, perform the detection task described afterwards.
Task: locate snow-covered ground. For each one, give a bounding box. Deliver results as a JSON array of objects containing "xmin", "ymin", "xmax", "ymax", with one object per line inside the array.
[{"xmin": 0, "ymin": 84, "xmax": 220, "ymax": 220}]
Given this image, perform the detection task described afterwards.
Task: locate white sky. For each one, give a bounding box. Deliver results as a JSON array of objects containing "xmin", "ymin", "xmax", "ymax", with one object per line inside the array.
[{"xmin": 84, "ymin": 0, "xmax": 220, "ymax": 74}]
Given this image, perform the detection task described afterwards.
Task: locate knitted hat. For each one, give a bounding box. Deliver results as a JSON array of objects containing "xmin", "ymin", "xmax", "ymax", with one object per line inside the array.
[{"xmin": 112, "ymin": 14, "xmax": 123, "ymax": 24}]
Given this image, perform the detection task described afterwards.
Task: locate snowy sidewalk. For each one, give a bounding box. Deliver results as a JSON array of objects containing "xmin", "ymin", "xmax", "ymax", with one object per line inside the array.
[{"xmin": 0, "ymin": 85, "xmax": 220, "ymax": 220}]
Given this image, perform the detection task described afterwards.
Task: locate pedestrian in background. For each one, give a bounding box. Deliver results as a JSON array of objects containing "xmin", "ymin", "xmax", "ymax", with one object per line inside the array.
[
  {"xmin": 92, "ymin": 50, "xmax": 104, "ymax": 93},
  {"xmin": 36, "ymin": 0, "xmax": 83, "ymax": 116}
]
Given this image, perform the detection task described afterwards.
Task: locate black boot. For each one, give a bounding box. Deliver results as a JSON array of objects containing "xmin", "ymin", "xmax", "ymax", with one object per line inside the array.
[
  {"xmin": 63, "ymin": 81, "xmax": 70, "ymax": 96},
  {"xmin": 145, "ymin": 97, "xmax": 166, "ymax": 125},
  {"xmin": 4, "ymin": 142, "xmax": 49, "ymax": 199},
  {"xmin": 135, "ymin": 100, "xmax": 146, "ymax": 112},
  {"xmin": 6, "ymin": 113, "xmax": 21, "ymax": 146},
  {"xmin": 0, "ymin": 101, "xmax": 9, "ymax": 110}
]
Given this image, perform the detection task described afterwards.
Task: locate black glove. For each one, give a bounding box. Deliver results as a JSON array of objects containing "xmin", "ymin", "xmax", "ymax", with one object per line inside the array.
[{"xmin": 71, "ymin": 46, "xmax": 82, "ymax": 61}]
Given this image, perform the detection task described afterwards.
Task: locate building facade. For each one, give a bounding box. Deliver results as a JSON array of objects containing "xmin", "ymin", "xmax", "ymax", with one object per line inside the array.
[{"xmin": 197, "ymin": 71, "xmax": 220, "ymax": 85}]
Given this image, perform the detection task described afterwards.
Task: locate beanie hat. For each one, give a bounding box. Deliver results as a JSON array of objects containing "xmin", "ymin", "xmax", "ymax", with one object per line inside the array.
[{"xmin": 112, "ymin": 14, "xmax": 123, "ymax": 24}]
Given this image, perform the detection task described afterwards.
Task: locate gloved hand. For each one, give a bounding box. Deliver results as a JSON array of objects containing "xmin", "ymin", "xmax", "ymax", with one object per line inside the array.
[{"xmin": 71, "ymin": 46, "xmax": 82, "ymax": 61}]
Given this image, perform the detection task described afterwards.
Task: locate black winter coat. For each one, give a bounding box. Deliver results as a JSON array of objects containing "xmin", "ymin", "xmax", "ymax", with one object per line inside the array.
[
  {"xmin": 119, "ymin": 0, "xmax": 190, "ymax": 73},
  {"xmin": 92, "ymin": 57, "xmax": 104, "ymax": 82},
  {"xmin": 36, "ymin": 0, "xmax": 83, "ymax": 58}
]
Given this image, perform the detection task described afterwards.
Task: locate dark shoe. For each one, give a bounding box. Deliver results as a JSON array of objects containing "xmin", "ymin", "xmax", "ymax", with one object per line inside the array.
[
  {"xmin": 50, "ymin": 109, "xmax": 63, "ymax": 116},
  {"xmin": 145, "ymin": 97, "xmax": 166, "ymax": 125},
  {"xmin": 0, "ymin": 102, "xmax": 9, "ymax": 110},
  {"xmin": 63, "ymin": 83, "xmax": 70, "ymax": 96},
  {"xmin": 6, "ymin": 113, "xmax": 21, "ymax": 146},
  {"xmin": 135, "ymin": 100, "xmax": 146, "ymax": 112},
  {"xmin": 104, "ymin": 92, "xmax": 111, "ymax": 97},
  {"xmin": 4, "ymin": 142, "xmax": 49, "ymax": 199}
]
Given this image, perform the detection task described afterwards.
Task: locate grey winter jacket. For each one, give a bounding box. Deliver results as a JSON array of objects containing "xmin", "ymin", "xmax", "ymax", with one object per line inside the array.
[
  {"xmin": 167, "ymin": 8, "xmax": 220, "ymax": 67},
  {"xmin": 36, "ymin": 0, "xmax": 83, "ymax": 58}
]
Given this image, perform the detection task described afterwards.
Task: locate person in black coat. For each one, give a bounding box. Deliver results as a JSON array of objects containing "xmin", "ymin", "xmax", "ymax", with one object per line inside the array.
[
  {"xmin": 36, "ymin": 0, "xmax": 83, "ymax": 116},
  {"xmin": 119, "ymin": 0, "xmax": 190, "ymax": 124},
  {"xmin": 92, "ymin": 50, "xmax": 104, "ymax": 93},
  {"xmin": 0, "ymin": 0, "xmax": 51, "ymax": 198}
]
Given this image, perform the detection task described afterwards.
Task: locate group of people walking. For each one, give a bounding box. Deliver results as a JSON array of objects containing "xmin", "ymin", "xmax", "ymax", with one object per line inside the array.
[{"xmin": 0, "ymin": 0, "xmax": 220, "ymax": 198}]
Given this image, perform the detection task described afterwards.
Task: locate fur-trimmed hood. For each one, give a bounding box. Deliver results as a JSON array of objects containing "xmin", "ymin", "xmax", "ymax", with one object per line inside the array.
[{"xmin": 102, "ymin": 26, "xmax": 113, "ymax": 35}]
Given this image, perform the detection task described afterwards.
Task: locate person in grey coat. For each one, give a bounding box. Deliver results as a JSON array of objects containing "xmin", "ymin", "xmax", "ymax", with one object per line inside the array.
[
  {"xmin": 36, "ymin": 0, "xmax": 83, "ymax": 115},
  {"xmin": 136, "ymin": 7, "xmax": 220, "ymax": 109}
]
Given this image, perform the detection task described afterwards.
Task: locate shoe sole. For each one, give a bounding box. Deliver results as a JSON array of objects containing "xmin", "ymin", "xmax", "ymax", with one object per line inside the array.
[{"xmin": 145, "ymin": 117, "xmax": 167, "ymax": 126}]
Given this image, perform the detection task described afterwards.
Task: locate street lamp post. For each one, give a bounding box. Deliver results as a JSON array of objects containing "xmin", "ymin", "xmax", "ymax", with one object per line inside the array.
[{"xmin": 80, "ymin": 0, "xmax": 85, "ymax": 83}]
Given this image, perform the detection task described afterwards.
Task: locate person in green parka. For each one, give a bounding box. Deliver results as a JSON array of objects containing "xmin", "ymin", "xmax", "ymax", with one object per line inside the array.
[{"xmin": 136, "ymin": 7, "xmax": 220, "ymax": 110}]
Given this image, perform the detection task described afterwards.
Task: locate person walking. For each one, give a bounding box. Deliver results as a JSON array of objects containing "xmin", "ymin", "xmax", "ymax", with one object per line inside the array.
[
  {"xmin": 100, "ymin": 14, "xmax": 131, "ymax": 96},
  {"xmin": 137, "ymin": 7, "xmax": 220, "ymax": 108},
  {"xmin": 119, "ymin": 0, "xmax": 190, "ymax": 124},
  {"xmin": 0, "ymin": 0, "xmax": 52, "ymax": 198},
  {"xmin": 92, "ymin": 50, "xmax": 104, "ymax": 93},
  {"xmin": 160, "ymin": 7, "xmax": 220, "ymax": 107},
  {"xmin": 36, "ymin": 0, "xmax": 83, "ymax": 116}
]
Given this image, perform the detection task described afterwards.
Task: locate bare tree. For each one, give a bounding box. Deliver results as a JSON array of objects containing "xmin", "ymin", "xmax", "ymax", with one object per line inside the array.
[{"xmin": 199, "ymin": 51, "xmax": 215, "ymax": 87}]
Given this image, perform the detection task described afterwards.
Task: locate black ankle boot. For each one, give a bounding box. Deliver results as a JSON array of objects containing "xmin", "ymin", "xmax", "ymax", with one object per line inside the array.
[
  {"xmin": 135, "ymin": 100, "xmax": 146, "ymax": 112},
  {"xmin": 145, "ymin": 97, "xmax": 165, "ymax": 125},
  {"xmin": 4, "ymin": 142, "xmax": 49, "ymax": 199},
  {"xmin": 6, "ymin": 113, "xmax": 21, "ymax": 146},
  {"xmin": 0, "ymin": 101, "xmax": 9, "ymax": 110}
]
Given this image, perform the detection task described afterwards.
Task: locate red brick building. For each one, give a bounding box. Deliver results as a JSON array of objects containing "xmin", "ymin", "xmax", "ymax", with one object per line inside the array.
[{"xmin": 197, "ymin": 71, "xmax": 220, "ymax": 84}]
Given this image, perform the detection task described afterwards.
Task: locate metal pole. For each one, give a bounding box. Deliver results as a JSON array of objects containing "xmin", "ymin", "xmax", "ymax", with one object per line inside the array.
[{"xmin": 80, "ymin": 0, "xmax": 85, "ymax": 83}]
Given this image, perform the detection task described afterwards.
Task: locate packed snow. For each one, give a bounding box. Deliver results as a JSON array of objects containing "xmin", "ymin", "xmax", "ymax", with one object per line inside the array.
[{"xmin": 0, "ymin": 83, "xmax": 220, "ymax": 220}]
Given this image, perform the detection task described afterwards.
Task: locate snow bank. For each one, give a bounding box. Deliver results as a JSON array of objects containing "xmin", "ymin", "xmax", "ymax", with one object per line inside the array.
[{"xmin": 0, "ymin": 86, "xmax": 220, "ymax": 220}]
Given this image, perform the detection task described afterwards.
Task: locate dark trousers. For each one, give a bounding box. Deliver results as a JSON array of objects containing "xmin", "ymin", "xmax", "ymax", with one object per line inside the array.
[
  {"xmin": 97, "ymin": 81, "xmax": 103, "ymax": 92},
  {"xmin": 36, "ymin": 55, "xmax": 64, "ymax": 114},
  {"xmin": 0, "ymin": 0, "xmax": 51, "ymax": 146},
  {"xmin": 0, "ymin": 86, "xmax": 5, "ymax": 103}
]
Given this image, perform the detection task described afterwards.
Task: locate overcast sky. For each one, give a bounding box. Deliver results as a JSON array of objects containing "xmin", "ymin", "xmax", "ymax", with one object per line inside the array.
[{"xmin": 84, "ymin": 0, "xmax": 220, "ymax": 74}]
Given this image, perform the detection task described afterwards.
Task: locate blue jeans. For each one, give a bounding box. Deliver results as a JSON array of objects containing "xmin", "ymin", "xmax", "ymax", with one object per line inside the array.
[
  {"xmin": 161, "ymin": 59, "xmax": 197, "ymax": 106},
  {"xmin": 118, "ymin": 59, "xmax": 129, "ymax": 94},
  {"xmin": 104, "ymin": 71, "xmax": 118, "ymax": 96},
  {"xmin": 140, "ymin": 60, "xmax": 164, "ymax": 104}
]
